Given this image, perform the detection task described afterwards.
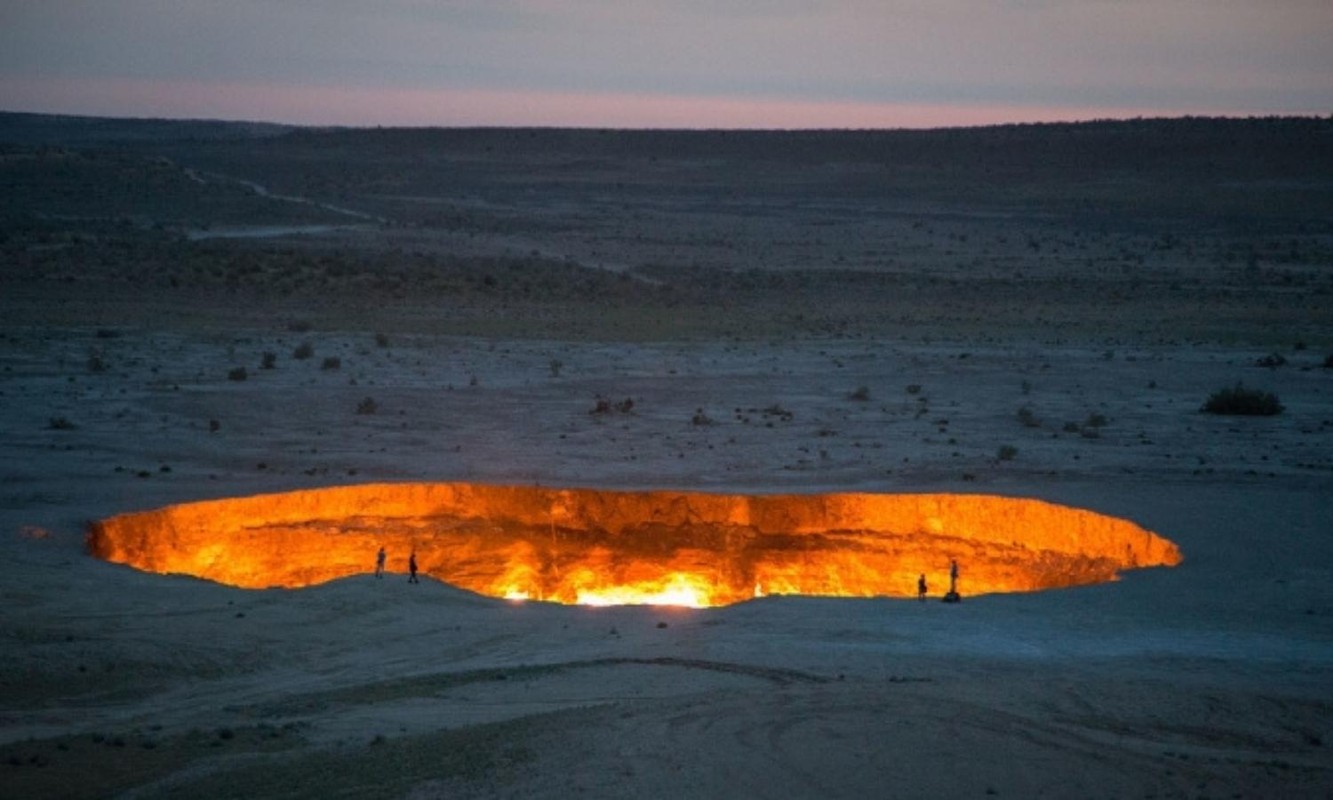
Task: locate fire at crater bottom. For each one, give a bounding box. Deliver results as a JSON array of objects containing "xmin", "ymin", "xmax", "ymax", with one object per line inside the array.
[{"xmin": 87, "ymin": 483, "xmax": 1181, "ymax": 607}]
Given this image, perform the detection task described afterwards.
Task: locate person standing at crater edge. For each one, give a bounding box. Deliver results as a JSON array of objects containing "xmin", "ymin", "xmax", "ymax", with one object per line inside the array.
[
  {"xmin": 375, "ymin": 546, "xmax": 386, "ymax": 578},
  {"xmin": 943, "ymin": 559, "xmax": 961, "ymax": 603},
  {"xmin": 917, "ymin": 573, "xmax": 928, "ymax": 601},
  {"xmin": 408, "ymin": 550, "xmax": 419, "ymax": 584}
]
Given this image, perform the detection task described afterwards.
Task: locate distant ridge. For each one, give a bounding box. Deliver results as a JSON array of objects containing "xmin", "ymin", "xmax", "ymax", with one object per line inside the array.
[
  {"xmin": 0, "ymin": 110, "xmax": 295, "ymax": 148},
  {"xmin": 2, "ymin": 111, "xmax": 1328, "ymax": 197},
  {"xmin": 2, "ymin": 109, "xmax": 1329, "ymax": 150}
]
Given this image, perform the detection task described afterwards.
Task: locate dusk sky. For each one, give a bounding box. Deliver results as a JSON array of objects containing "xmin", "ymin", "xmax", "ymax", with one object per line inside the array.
[{"xmin": 2, "ymin": 1, "xmax": 1330, "ymax": 129}]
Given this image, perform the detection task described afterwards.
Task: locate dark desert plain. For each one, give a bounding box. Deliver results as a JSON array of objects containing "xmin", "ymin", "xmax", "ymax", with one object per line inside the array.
[{"xmin": 2, "ymin": 113, "xmax": 1332, "ymax": 798}]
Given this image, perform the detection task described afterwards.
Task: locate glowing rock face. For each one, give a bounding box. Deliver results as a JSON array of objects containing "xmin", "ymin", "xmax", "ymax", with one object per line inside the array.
[{"xmin": 87, "ymin": 483, "xmax": 1181, "ymax": 606}]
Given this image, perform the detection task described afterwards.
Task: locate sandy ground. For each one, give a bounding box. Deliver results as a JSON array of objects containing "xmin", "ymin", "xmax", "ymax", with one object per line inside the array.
[
  {"xmin": 2, "ymin": 316, "xmax": 1331, "ymax": 798},
  {"xmin": 2, "ymin": 118, "xmax": 1332, "ymax": 798}
]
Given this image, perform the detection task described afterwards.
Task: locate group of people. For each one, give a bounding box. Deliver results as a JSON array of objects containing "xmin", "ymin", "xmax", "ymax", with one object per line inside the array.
[
  {"xmin": 375, "ymin": 546, "xmax": 419, "ymax": 583},
  {"xmin": 916, "ymin": 559, "xmax": 960, "ymax": 602}
]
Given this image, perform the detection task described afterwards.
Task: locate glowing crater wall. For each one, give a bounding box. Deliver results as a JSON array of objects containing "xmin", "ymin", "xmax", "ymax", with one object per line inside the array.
[{"xmin": 87, "ymin": 483, "xmax": 1181, "ymax": 606}]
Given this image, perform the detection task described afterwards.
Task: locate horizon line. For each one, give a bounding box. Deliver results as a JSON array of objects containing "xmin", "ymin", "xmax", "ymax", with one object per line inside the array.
[
  {"xmin": 4, "ymin": 105, "xmax": 1328, "ymax": 137},
  {"xmin": 2, "ymin": 76, "xmax": 1323, "ymax": 134}
]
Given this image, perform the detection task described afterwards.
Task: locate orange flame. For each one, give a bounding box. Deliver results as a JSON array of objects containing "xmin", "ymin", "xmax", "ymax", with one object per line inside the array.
[{"xmin": 86, "ymin": 483, "xmax": 1181, "ymax": 606}]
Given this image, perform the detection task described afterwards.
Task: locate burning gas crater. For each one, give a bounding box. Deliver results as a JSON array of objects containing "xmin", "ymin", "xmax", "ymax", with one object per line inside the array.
[{"xmin": 88, "ymin": 483, "xmax": 1181, "ymax": 607}]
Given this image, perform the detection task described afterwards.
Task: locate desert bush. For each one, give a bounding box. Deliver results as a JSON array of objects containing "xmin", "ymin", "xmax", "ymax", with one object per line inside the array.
[
  {"xmin": 227, "ymin": 367, "xmax": 248, "ymax": 381},
  {"xmin": 260, "ymin": 352, "xmax": 277, "ymax": 369},
  {"xmin": 48, "ymin": 416, "xmax": 77, "ymax": 430},
  {"xmin": 997, "ymin": 444, "xmax": 1018, "ymax": 461},
  {"xmin": 1255, "ymin": 353, "xmax": 1287, "ymax": 368},
  {"xmin": 87, "ymin": 354, "xmax": 107, "ymax": 373},
  {"xmin": 321, "ymin": 357, "xmax": 341, "ymax": 371},
  {"xmin": 590, "ymin": 396, "xmax": 635, "ymax": 415},
  {"xmin": 293, "ymin": 342, "xmax": 314, "ymax": 360},
  {"xmin": 848, "ymin": 386, "xmax": 871, "ymax": 401},
  {"xmin": 356, "ymin": 396, "xmax": 378, "ymax": 415},
  {"xmin": 691, "ymin": 408, "xmax": 713, "ymax": 426},
  {"xmin": 1017, "ymin": 406, "xmax": 1040, "ymax": 428},
  {"xmin": 1084, "ymin": 413, "xmax": 1108, "ymax": 428},
  {"xmin": 374, "ymin": 332, "xmax": 390, "ymax": 348},
  {"xmin": 549, "ymin": 359, "xmax": 563, "ymax": 378},
  {"xmin": 905, "ymin": 384, "xmax": 922, "ymax": 395},
  {"xmin": 1201, "ymin": 383, "xmax": 1283, "ymax": 416}
]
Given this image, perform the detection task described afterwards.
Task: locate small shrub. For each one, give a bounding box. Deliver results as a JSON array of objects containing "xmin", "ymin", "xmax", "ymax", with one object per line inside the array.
[
  {"xmin": 691, "ymin": 408, "xmax": 713, "ymax": 426},
  {"xmin": 1084, "ymin": 413, "xmax": 1108, "ymax": 428},
  {"xmin": 321, "ymin": 357, "xmax": 341, "ymax": 371},
  {"xmin": 997, "ymin": 444, "xmax": 1018, "ymax": 461},
  {"xmin": 260, "ymin": 352, "xmax": 277, "ymax": 369},
  {"xmin": 227, "ymin": 367, "xmax": 248, "ymax": 381},
  {"xmin": 374, "ymin": 332, "xmax": 390, "ymax": 348},
  {"xmin": 48, "ymin": 416, "xmax": 77, "ymax": 430},
  {"xmin": 1255, "ymin": 353, "xmax": 1286, "ymax": 368},
  {"xmin": 87, "ymin": 354, "xmax": 107, "ymax": 373},
  {"xmin": 590, "ymin": 396, "xmax": 634, "ymax": 415},
  {"xmin": 549, "ymin": 359, "xmax": 563, "ymax": 378},
  {"xmin": 356, "ymin": 397, "xmax": 378, "ymax": 415},
  {"xmin": 293, "ymin": 342, "xmax": 314, "ymax": 360},
  {"xmin": 848, "ymin": 385, "xmax": 871, "ymax": 402},
  {"xmin": 905, "ymin": 384, "xmax": 922, "ymax": 395},
  {"xmin": 1017, "ymin": 406, "xmax": 1040, "ymax": 428},
  {"xmin": 1201, "ymin": 383, "xmax": 1283, "ymax": 416}
]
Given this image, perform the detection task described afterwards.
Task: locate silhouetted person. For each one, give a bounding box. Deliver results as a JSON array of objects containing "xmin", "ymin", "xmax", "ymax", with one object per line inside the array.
[
  {"xmin": 375, "ymin": 546, "xmax": 386, "ymax": 579},
  {"xmin": 917, "ymin": 574, "xmax": 928, "ymax": 602},
  {"xmin": 408, "ymin": 551, "xmax": 419, "ymax": 584},
  {"xmin": 944, "ymin": 559, "xmax": 961, "ymax": 603}
]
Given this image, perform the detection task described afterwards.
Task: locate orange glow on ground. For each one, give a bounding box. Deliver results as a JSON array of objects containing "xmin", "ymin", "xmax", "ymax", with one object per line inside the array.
[{"xmin": 86, "ymin": 484, "xmax": 1181, "ymax": 606}]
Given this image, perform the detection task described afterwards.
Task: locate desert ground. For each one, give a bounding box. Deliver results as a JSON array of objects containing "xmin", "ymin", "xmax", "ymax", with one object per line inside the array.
[{"xmin": 1, "ymin": 113, "xmax": 1332, "ymax": 798}]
